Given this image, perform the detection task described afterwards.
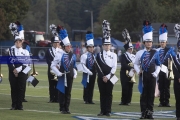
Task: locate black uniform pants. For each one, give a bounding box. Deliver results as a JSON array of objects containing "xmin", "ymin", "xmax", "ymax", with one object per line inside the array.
[
  {"xmin": 120, "ymin": 71, "xmax": 134, "ymax": 104},
  {"xmin": 140, "ymin": 71, "xmax": 156, "ymax": 113},
  {"xmin": 158, "ymin": 71, "xmax": 171, "ymax": 105},
  {"xmin": 58, "ymin": 76, "xmax": 73, "ymax": 111},
  {"xmin": 23, "ymin": 74, "xmax": 28, "ymax": 100},
  {"xmin": 9, "ymin": 71, "xmax": 27, "ymax": 108},
  {"xmin": 83, "ymin": 73, "xmax": 96, "ymax": 102},
  {"xmin": 97, "ymin": 77, "xmax": 114, "ymax": 113},
  {"xmin": 174, "ymin": 77, "xmax": 180, "ymax": 118},
  {"xmin": 48, "ymin": 72, "xmax": 58, "ymax": 101}
]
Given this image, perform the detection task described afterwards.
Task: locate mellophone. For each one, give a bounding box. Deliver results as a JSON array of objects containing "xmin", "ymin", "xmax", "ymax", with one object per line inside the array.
[{"xmin": 126, "ymin": 62, "xmax": 136, "ymax": 83}]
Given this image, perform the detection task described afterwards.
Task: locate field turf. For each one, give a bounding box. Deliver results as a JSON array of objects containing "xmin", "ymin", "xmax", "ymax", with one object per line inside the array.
[{"xmin": 0, "ymin": 65, "xmax": 176, "ymax": 120}]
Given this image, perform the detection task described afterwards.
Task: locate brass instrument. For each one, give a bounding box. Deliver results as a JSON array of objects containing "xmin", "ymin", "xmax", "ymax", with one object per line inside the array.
[
  {"xmin": 31, "ymin": 61, "xmax": 38, "ymax": 76},
  {"xmin": 0, "ymin": 64, "xmax": 3, "ymax": 83},
  {"xmin": 28, "ymin": 60, "xmax": 38, "ymax": 86},
  {"xmin": 126, "ymin": 62, "xmax": 136, "ymax": 83},
  {"xmin": 167, "ymin": 58, "xmax": 174, "ymax": 80}
]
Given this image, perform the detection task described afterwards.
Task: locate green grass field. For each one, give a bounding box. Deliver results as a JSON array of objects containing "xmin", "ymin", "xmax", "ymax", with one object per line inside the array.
[{"xmin": 0, "ymin": 65, "xmax": 177, "ymax": 120}]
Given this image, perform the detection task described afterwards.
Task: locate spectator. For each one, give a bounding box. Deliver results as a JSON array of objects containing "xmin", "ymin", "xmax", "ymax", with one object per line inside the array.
[
  {"xmin": 135, "ymin": 40, "xmax": 141, "ymax": 51},
  {"xmin": 75, "ymin": 45, "xmax": 80, "ymax": 61}
]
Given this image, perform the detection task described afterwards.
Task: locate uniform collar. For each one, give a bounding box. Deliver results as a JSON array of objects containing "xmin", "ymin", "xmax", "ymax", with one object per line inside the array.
[
  {"xmin": 144, "ymin": 48, "xmax": 151, "ymax": 52},
  {"xmin": 87, "ymin": 51, "xmax": 93, "ymax": 54},
  {"xmin": 160, "ymin": 47, "xmax": 166, "ymax": 49},
  {"xmin": 103, "ymin": 50, "xmax": 111, "ymax": 54},
  {"xmin": 14, "ymin": 46, "xmax": 23, "ymax": 50},
  {"xmin": 52, "ymin": 47, "xmax": 57, "ymax": 51},
  {"xmin": 125, "ymin": 52, "xmax": 132, "ymax": 56}
]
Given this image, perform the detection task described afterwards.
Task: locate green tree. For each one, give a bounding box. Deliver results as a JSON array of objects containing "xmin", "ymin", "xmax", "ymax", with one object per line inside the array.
[
  {"xmin": 0, "ymin": 8, "xmax": 6, "ymax": 39},
  {"xmin": 0, "ymin": 0, "xmax": 29, "ymax": 40},
  {"xmin": 157, "ymin": 0, "xmax": 180, "ymax": 23},
  {"xmin": 22, "ymin": 0, "xmax": 70, "ymax": 38}
]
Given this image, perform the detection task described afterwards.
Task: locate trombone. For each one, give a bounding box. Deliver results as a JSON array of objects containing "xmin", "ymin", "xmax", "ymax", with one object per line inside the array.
[{"xmin": 126, "ymin": 62, "xmax": 136, "ymax": 83}]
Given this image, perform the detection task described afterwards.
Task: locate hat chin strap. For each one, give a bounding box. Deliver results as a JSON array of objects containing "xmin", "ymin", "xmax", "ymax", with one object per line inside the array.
[{"xmin": 159, "ymin": 40, "xmax": 167, "ymax": 42}]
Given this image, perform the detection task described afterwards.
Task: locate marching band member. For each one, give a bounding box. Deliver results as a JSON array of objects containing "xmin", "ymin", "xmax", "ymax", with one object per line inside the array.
[
  {"xmin": 46, "ymin": 24, "xmax": 62, "ymax": 103},
  {"xmin": 14, "ymin": 21, "xmax": 28, "ymax": 102},
  {"xmin": 96, "ymin": 20, "xmax": 117, "ymax": 117},
  {"xmin": 156, "ymin": 23, "xmax": 173, "ymax": 107},
  {"xmin": 173, "ymin": 24, "xmax": 180, "ymax": 120},
  {"xmin": 134, "ymin": 20, "xmax": 161, "ymax": 119},
  {"xmin": 80, "ymin": 31, "xmax": 96, "ymax": 104},
  {"xmin": 8, "ymin": 22, "xmax": 31, "ymax": 110},
  {"xmin": 120, "ymin": 40, "xmax": 135, "ymax": 106},
  {"xmin": 51, "ymin": 26, "xmax": 77, "ymax": 114}
]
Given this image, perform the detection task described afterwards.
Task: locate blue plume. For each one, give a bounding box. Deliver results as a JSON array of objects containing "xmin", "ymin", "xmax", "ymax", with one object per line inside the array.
[
  {"xmin": 142, "ymin": 25, "xmax": 153, "ymax": 34},
  {"xmin": 159, "ymin": 26, "xmax": 168, "ymax": 35},
  {"xmin": 18, "ymin": 25, "xmax": 24, "ymax": 31},
  {"xmin": 86, "ymin": 33, "xmax": 94, "ymax": 41},
  {"xmin": 59, "ymin": 29, "xmax": 68, "ymax": 40}
]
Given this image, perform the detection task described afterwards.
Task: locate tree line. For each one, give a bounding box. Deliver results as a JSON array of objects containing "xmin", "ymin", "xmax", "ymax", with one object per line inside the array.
[{"xmin": 0, "ymin": 0, "xmax": 180, "ymax": 41}]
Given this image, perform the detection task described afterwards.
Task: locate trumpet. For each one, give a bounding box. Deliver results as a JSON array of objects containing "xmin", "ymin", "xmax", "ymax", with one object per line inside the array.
[
  {"xmin": 167, "ymin": 58, "xmax": 174, "ymax": 80},
  {"xmin": 31, "ymin": 61, "xmax": 38, "ymax": 76},
  {"xmin": 126, "ymin": 62, "xmax": 136, "ymax": 83},
  {"xmin": 50, "ymin": 69, "xmax": 58, "ymax": 81},
  {"xmin": 0, "ymin": 64, "xmax": 3, "ymax": 83}
]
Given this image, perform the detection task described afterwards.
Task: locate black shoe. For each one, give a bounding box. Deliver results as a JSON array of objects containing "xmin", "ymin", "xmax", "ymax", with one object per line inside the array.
[
  {"xmin": 10, "ymin": 107, "xmax": 16, "ymax": 110},
  {"xmin": 119, "ymin": 102, "xmax": 125, "ymax": 105},
  {"xmin": 165, "ymin": 103, "xmax": 171, "ymax": 107},
  {"xmin": 17, "ymin": 108, "xmax": 23, "ymax": 110},
  {"xmin": 147, "ymin": 115, "xmax": 154, "ymax": 119},
  {"xmin": 146, "ymin": 110, "xmax": 154, "ymax": 119},
  {"xmin": 89, "ymin": 102, "xmax": 95, "ymax": 104},
  {"xmin": 140, "ymin": 116, "xmax": 145, "ymax": 119},
  {"xmin": 106, "ymin": 113, "xmax": 111, "ymax": 117},
  {"xmin": 140, "ymin": 112, "xmax": 147, "ymax": 119},
  {"xmin": 158, "ymin": 103, "xmax": 164, "ymax": 107},
  {"xmin": 66, "ymin": 111, "xmax": 71, "ymax": 114},
  {"xmin": 60, "ymin": 111, "xmax": 67, "ymax": 114},
  {"xmin": 84, "ymin": 101, "xmax": 89, "ymax": 104},
  {"xmin": 52, "ymin": 99, "xmax": 59, "ymax": 103},
  {"xmin": 97, "ymin": 112, "xmax": 104, "ymax": 116},
  {"xmin": 125, "ymin": 103, "xmax": 130, "ymax": 106},
  {"xmin": 22, "ymin": 99, "xmax": 28, "ymax": 102}
]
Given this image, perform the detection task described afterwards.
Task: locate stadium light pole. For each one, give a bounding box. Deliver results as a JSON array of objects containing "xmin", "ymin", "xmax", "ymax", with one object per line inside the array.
[
  {"xmin": 46, "ymin": 0, "xmax": 49, "ymax": 36},
  {"xmin": 84, "ymin": 10, "xmax": 93, "ymax": 32}
]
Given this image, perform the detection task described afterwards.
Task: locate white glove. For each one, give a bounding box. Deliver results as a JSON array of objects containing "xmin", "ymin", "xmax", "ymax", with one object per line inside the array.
[
  {"xmin": 57, "ymin": 72, "xmax": 63, "ymax": 77},
  {"xmin": 73, "ymin": 68, "xmax": 77, "ymax": 79},
  {"xmin": 152, "ymin": 72, "xmax": 158, "ymax": 78},
  {"xmin": 16, "ymin": 66, "xmax": 22, "ymax": 73},
  {"xmin": 87, "ymin": 70, "xmax": 93, "ymax": 75}
]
